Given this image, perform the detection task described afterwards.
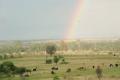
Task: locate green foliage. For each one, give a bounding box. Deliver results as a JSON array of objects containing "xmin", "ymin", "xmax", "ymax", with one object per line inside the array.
[
  {"xmin": 66, "ymin": 68, "xmax": 71, "ymax": 73},
  {"xmin": 53, "ymin": 75, "xmax": 60, "ymax": 80},
  {"xmin": 0, "ymin": 61, "xmax": 17, "ymax": 76},
  {"xmin": 46, "ymin": 59, "xmax": 52, "ymax": 64},
  {"xmin": 53, "ymin": 56, "xmax": 60, "ymax": 65},
  {"xmin": 53, "ymin": 55, "xmax": 68, "ymax": 65},
  {"xmin": 46, "ymin": 45, "xmax": 57, "ymax": 56},
  {"xmin": 15, "ymin": 67, "xmax": 26, "ymax": 75},
  {"xmin": 56, "ymin": 55, "xmax": 69, "ymax": 64},
  {"xmin": 1, "ymin": 40, "xmax": 120, "ymax": 56},
  {"xmin": 0, "ymin": 61, "xmax": 28, "ymax": 78}
]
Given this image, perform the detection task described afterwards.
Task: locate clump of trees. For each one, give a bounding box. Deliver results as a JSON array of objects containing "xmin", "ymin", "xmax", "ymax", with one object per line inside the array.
[
  {"xmin": 46, "ymin": 44, "xmax": 57, "ymax": 56},
  {"xmin": 45, "ymin": 44, "xmax": 68, "ymax": 65},
  {"xmin": 0, "ymin": 61, "xmax": 29, "ymax": 78},
  {"xmin": 45, "ymin": 44, "xmax": 57, "ymax": 64},
  {"xmin": 0, "ymin": 61, "xmax": 16, "ymax": 77},
  {"xmin": 45, "ymin": 44, "xmax": 69, "ymax": 76},
  {"xmin": 53, "ymin": 56, "xmax": 61, "ymax": 67}
]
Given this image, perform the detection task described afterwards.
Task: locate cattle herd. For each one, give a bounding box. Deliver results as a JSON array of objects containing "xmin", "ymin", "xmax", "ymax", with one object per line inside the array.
[{"xmin": 21, "ymin": 63, "xmax": 120, "ymax": 78}]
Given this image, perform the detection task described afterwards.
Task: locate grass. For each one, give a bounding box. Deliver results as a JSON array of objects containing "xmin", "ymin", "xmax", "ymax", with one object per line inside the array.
[{"xmin": 0, "ymin": 54, "xmax": 120, "ymax": 80}]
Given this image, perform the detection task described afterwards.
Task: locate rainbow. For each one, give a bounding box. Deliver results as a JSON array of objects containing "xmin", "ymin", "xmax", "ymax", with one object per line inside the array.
[{"xmin": 65, "ymin": 0, "xmax": 85, "ymax": 40}]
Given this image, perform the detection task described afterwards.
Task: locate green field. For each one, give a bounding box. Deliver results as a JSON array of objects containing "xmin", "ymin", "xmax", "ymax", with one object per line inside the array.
[{"xmin": 0, "ymin": 54, "xmax": 120, "ymax": 80}]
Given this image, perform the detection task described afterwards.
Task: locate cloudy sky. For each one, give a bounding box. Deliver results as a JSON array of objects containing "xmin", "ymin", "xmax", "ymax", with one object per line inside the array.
[{"xmin": 0, "ymin": 0, "xmax": 120, "ymax": 40}]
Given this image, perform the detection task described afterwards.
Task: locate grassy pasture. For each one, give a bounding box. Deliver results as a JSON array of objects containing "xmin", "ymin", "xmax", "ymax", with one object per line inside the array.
[{"xmin": 0, "ymin": 54, "xmax": 120, "ymax": 80}]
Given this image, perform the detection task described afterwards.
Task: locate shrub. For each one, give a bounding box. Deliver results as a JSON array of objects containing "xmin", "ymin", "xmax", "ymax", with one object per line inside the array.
[
  {"xmin": 0, "ymin": 61, "xmax": 30, "ymax": 78},
  {"xmin": 53, "ymin": 56, "xmax": 60, "ymax": 65},
  {"xmin": 66, "ymin": 68, "xmax": 71, "ymax": 73},
  {"xmin": 53, "ymin": 75, "xmax": 60, "ymax": 80},
  {"xmin": 46, "ymin": 59, "xmax": 52, "ymax": 64},
  {"xmin": 15, "ymin": 67, "xmax": 26, "ymax": 76}
]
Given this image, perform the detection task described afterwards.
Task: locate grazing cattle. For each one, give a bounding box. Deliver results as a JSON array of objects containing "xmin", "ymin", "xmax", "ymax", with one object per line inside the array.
[
  {"xmin": 92, "ymin": 66, "xmax": 95, "ymax": 69},
  {"xmin": 115, "ymin": 64, "xmax": 119, "ymax": 67},
  {"xmin": 33, "ymin": 67, "xmax": 37, "ymax": 71},
  {"xmin": 51, "ymin": 70, "xmax": 55, "ymax": 74},
  {"xmin": 55, "ymin": 67, "xmax": 58, "ymax": 70},
  {"xmin": 51, "ymin": 67, "xmax": 58, "ymax": 70},
  {"xmin": 26, "ymin": 69, "xmax": 31, "ymax": 74},
  {"xmin": 109, "ymin": 64, "xmax": 113, "ymax": 68},
  {"xmin": 78, "ymin": 67, "xmax": 85, "ymax": 70},
  {"xmin": 24, "ymin": 74, "xmax": 29, "ymax": 77},
  {"xmin": 113, "ymin": 54, "xmax": 116, "ymax": 56},
  {"xmin": 66, "ymin": 68, "xmax": 71, "ymax": 73},
  {"xmin": 80, "ymin": 67, "xmax": 84, "ymax": 69},
  {"xmin": 23, "ymin": 73, "xmax": 29, "ymax": 77}
]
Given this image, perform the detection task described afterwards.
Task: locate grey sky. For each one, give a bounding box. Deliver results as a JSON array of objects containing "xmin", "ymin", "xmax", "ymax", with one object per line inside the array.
[{"xmin": 0, "ymin": 0, "xmax": 120, "ymax": 40}]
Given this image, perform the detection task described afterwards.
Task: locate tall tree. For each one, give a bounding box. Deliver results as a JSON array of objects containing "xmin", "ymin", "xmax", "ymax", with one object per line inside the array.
[{"xmin": 46, "ymin": 44, "xmax": 57, "ymax": 56}]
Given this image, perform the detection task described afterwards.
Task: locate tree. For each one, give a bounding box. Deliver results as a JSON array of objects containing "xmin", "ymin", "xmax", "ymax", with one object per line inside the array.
[
  {"xmin": 46, "ymin": 45, "xmax": 57, "ymax": 56},
  {"xmin": 0, "ymin": 61, "xmax": 17, "ymax": 76},
  {"xmin": 53, "ymin": 56, "xmax": 60, "ymax": 67},
  {"xmin": 0, "ymin": 61, "xmax": 29, "ymax": 80}
]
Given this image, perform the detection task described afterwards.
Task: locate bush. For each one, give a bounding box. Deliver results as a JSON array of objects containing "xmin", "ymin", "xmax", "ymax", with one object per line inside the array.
[
  {"xmin": 66, "ymin": 68, "xmax": 71, "ymax": 73},
  {"xmin": 53, "ymin": 75, "xmax": 60, "ymax": 80},
  {"xmin": 15, "ymin": 67, "xmax": 26, "ymax": 75},
  {"xmin": 46, "ymin": 59, "xmax": 52, "ymax": 64},
  {"xmin": 53, "ymin": 56, "xmax": 60, "ymax": 65},
  {"xmin": 0, "ymin": 61, "xmax": 17, "ymax": 76},
  {"xmin": 0, "ymin": 61, "xmax": 29, "ymax": 78}
]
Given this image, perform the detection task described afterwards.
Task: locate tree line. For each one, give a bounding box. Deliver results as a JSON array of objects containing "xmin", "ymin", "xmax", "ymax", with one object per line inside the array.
[{"xmin": 0, "ymin": 40, "xmax": 120, "ymax": 57}]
